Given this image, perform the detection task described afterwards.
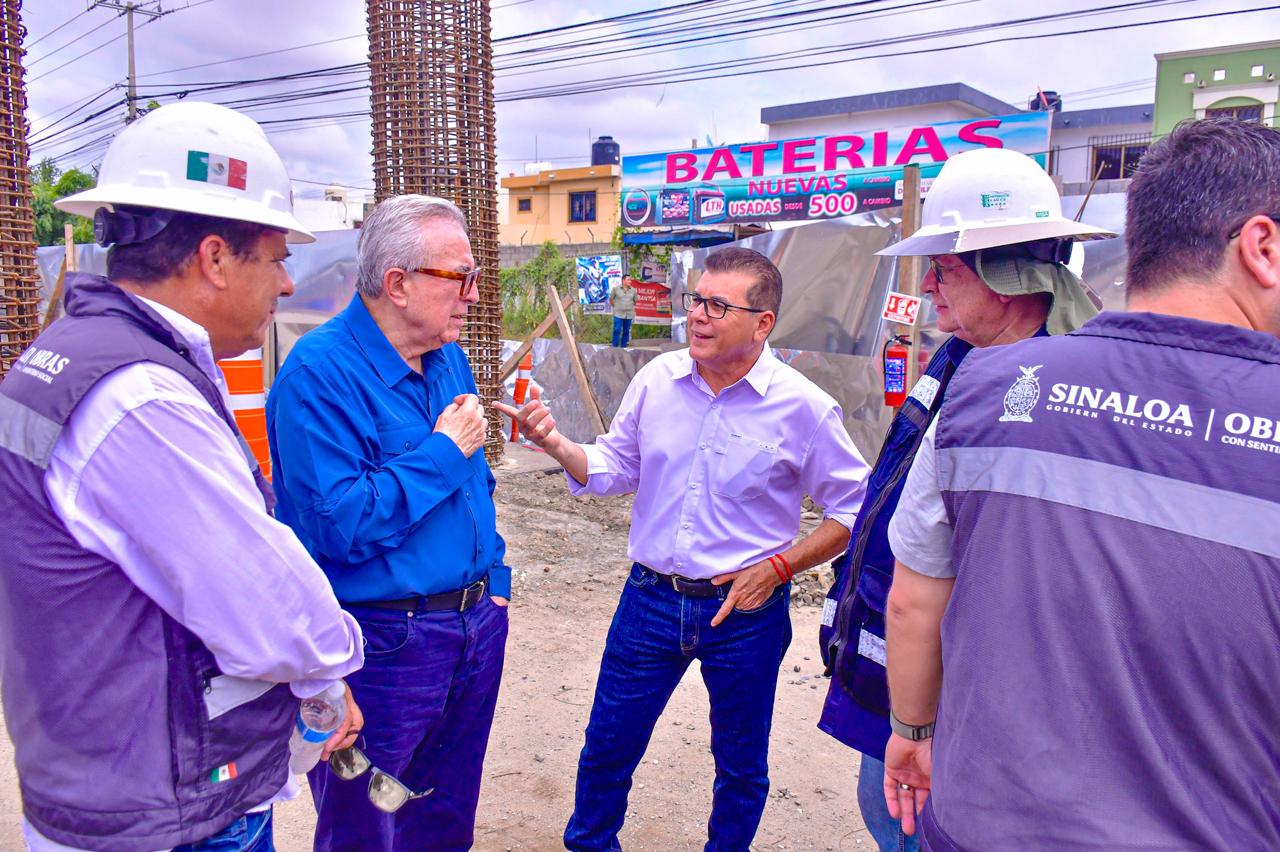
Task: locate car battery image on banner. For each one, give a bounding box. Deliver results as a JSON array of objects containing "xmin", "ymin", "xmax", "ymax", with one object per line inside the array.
[
  {"xmin": 622, "ymin": 189, "xmax": 652, "ymax": 226},
  {"xmin": 657, "ymin": 189, "xmax": 691, "ymax": 224},
  {"xmin": 692, "ymin": 183, "xmax": 726, "ymax": 224}
]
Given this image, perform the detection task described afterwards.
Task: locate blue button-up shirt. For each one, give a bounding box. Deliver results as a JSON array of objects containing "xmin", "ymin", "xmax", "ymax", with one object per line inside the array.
[{"xmin": 266, "ymin": 294, "xmax": 509, "ymax": 603}]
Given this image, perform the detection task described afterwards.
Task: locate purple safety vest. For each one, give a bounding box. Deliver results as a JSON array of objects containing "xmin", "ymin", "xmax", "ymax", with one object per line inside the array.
[
  {"xmin": 0, "ymin": 273, "xmax": 296, "ymax": 851},
  {"xmin": 922, "ymin": 312, "xmax": 1280, "ymax": 850}
]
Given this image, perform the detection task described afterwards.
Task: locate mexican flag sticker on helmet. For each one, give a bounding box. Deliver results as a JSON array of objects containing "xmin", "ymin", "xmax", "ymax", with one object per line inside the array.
[{"xmin": 187, "ymin": 150, "xmax": 247, "ymax": 190}]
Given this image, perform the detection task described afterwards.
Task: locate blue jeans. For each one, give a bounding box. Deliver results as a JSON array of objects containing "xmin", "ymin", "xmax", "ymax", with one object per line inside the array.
[
  {"xmin": 611, "ymin": 317, "xmax": 633, "ymax": 348},
  {"xmin": 858, "ymin": 755, "xmax": 920, "ymax": 852},
  {"xmin": 565, "ymin": 564, "xmax": 792, "ymax": 851},
  {"xmin": 309, "ymin": 595, "xmax": 508, "ymax": 851},
  {"xmin": 172, "ymin": 809, "xmax": 273, "ymax": 852}
]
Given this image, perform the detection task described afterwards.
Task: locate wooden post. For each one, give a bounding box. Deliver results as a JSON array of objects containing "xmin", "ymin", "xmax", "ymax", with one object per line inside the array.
[
  {"xmin": 64, "ymin": 223, "xmax": 76, "ymax": 272},
  {"xmin": 897, "ymin": 164, "xmax": 923, "ymax": 390},
  {"xmin": 546, "ymin": 283, "xmax": 606, "ymax": 437},
  {"xmin": 40, "ymin": 225, "xmax": 77, "ymax": 331},
  {"xmin": 498, "ymin": 292, "xmax": 574, "ymax": 382}
]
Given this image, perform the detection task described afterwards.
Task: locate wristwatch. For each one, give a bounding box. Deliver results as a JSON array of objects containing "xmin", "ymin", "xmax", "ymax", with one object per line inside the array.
[{"xmin": 890, "ymin": 709, "xmax": 935, "ymax": 741}]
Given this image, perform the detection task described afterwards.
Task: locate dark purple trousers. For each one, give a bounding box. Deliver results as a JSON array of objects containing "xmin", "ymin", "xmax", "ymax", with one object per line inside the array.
[{"xmin": 308, "ymin": 595, "xmax": 508, "ymax": 851}]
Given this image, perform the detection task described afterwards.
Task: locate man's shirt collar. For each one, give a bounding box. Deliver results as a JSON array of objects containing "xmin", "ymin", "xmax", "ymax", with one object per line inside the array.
[
  {"xmin": 340, "ymin": 294, "xmax": 416, "ymax": 387},
  {"xmin": 676, "ymin": 342, "xmax": 778, "ymax": 397}
]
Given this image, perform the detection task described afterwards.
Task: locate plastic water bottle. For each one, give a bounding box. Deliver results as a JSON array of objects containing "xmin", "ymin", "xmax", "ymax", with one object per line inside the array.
[{"xmin": 288, "ymin": 681, "xmax": 346, "ymax": 774}]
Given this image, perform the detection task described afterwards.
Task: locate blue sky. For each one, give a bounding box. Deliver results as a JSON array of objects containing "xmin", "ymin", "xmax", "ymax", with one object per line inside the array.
[{"xmin": 21, "ymin": 0, "xmax": 1280, "ymax": 201}]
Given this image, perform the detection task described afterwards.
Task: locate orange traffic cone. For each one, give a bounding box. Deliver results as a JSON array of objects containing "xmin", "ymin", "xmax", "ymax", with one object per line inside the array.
[{"xmin": 509, "ymin": 353, "xmax": 533, "ymax": 442}]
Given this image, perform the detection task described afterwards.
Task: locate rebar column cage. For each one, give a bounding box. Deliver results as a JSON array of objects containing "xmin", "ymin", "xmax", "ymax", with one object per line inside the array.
[
  {"xmin": 368, "ymin": 0, "xmax": 503, "ymax": 461},
  {"xmin": 0, "ymin": 0, "xmax": 39, "ymax": 379}
]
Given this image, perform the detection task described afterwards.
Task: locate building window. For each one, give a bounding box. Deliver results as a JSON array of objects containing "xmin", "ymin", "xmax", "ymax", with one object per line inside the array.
[
  {"xmin": 517, "ymin": 197, "xmax": 532, "ymax": 212},
  {"xmin": 1213, "ymin": 68, "xmax": 1226, "ymax": 81},
  {"xmin": 1252, "ymin": 64, "xmax": 1265, "ymax": 77},
  {"xmin": 1089, "ymin": 134, "xmax": 1151, "ymax": 180},
  {"xmin": 1206, "ymin": 104, "xmax": 1264, "ymax": 122},
  {"xmin": 1183, "ymin": 71, "xmax": 1195, "ymax": 84},
  {"xmin": 569, "ymin": 191, "xmax": 597, "ymax": 223}
]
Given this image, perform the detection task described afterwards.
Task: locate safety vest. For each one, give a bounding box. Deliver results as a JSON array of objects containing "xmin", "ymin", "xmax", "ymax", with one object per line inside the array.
[
  {"xmin": 0, "ymin": 273, "xmax": 295, "ymax": 850},
  {"xmin": 922, "ymin": 312, "xmax": 1280, "ymax": 849}
]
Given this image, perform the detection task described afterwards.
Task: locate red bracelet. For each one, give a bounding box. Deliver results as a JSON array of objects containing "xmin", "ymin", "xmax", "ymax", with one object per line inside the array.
[
  {"xmin": 778, "ymin": 553, "xmax": 793, "ymax": 580},
  {"xmin": 767, "ymin": 555, "xmax": 787, "ymax": 583}
]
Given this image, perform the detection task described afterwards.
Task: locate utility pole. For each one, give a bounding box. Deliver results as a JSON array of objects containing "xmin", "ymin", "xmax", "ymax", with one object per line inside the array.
[{"xmin": 87, "ymin": 2, "xmax": 163, "ymax": 122}]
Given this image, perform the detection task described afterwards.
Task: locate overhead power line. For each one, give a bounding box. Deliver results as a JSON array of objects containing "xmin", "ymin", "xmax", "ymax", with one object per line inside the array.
[{"xmin": 26, "ymin": 7, "xmax": 94, "ymax": 49}]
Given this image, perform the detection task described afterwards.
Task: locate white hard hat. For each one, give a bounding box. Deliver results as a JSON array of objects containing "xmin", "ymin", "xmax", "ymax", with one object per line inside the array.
[
  {"xmin": 878, "ymin": 148, "xmax": 1113, "ymax": 257},
  {"xmin": 56, "ymin": 101, "xmax": 314, "ymax": 243}
]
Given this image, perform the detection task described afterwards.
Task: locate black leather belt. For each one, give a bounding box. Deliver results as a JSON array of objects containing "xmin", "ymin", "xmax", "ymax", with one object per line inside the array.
[
  {"xmin": 642, "ymin": 565, "xmax": 722, "ymax": 599},
  {"xmin": 347, "ymin": 578, "xmax": 488, "ymax": 613}
]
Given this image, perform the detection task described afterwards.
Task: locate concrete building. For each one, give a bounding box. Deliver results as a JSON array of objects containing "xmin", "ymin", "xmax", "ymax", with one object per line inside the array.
[
  {"xmin": 1153, "ymin": 40, "xmax": 1280, "ymax": 135},
  {"xmin": 292, "ymin": 184, "xmax": 369, "ymax": 232},
  {"xmin": 499, "ymin": 163, "xmax": 620, "ymax": 247}
]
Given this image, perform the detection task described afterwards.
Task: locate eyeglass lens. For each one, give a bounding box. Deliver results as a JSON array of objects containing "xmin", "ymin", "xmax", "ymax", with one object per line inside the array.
[
  {"xmin": 329, "ymin": 747, "xmax": 432, "ymax": 813},
  {"xmin": 683, "ymin": 293, "xmax": 728, "ymax": 318}
]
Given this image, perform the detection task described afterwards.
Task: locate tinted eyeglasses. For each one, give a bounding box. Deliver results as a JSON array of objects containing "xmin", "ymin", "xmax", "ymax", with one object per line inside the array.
[
  {"xmin": 412, "ymin": 266, "xmax": 482, "ymax": 298},
  {"xmin": 681, "ymin": 291, "xmax": 767, "ymax": 320},
  {"xmin": 328, "ymin": 746, "xmax": 434, "ymax": 813}
]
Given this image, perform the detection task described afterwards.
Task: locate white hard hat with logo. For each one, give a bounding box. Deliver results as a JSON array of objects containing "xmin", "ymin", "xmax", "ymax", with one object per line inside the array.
[
  {"xmin": 57, "ymin": 100, "xmax": 314, "ymax": 243},
  {"xmin": 878, "ymin": 147, "xmax": 1113, "ymax": 257}
]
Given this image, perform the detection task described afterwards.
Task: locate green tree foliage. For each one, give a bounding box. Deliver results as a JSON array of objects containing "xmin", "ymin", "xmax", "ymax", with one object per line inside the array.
[
  {"xmin": 500, "ymin": 241, "xmax": 668, "ymax": 345},
  {"xmin": 32, "ymin": 158, "xmax": 96, "ymax": 246}
]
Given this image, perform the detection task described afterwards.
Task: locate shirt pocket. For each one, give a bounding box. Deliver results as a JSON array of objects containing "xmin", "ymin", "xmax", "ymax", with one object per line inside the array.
[
  {"xmin": 711, "ymin": 431, "xmax": 780, "ymax": 500},
  {"xmin": 376, "ymin": 423, "xmax": 431, "ymax": 461}
]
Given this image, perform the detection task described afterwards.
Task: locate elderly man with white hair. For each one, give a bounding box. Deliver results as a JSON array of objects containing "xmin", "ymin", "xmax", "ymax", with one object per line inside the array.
[{"xmin": 267, "ymin": 195, "xmax": 510, "ymax": 851}]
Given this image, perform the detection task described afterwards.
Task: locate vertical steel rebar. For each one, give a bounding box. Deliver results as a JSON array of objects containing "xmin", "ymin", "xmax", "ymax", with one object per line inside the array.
[
  {"xmin": 368, "ymin": 0, "xmax": 503, "ymax": 461},
  {"xmin": 0, "ymin": 0, "xmax": 39, "ymax": 379}
]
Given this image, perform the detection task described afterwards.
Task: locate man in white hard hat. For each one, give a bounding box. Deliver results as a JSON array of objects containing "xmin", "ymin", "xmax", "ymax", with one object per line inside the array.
[
  {"xmin": 883, "ymin": 117, "xmax": 1280, "ymax": 849},
  {"xmin": 815, "ymin": 146, "xmax": 1113, "ymax": 851},
  {"xmin": 0, "ymin": 101, "xmax": 364, "ymax": 851}
]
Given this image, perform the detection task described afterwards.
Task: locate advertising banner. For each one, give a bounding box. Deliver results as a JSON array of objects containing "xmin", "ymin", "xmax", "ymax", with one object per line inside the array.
[
  {"xmin": 628, "ymin": 277, "xmax": 672, "ymax": 325},
  {"xmin": 620, "ymin": 112, "xmax": 1051, "ymax": 226},
  {"xmin": 576, "ymin": 254, "xmax": 622, "ymax": 314}
]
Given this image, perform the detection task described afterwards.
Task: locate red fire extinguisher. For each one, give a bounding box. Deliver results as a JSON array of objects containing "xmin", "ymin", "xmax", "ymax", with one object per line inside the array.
[{"xmin": 883, "ymin": 335, "xmax": 910, "ymax": 408}]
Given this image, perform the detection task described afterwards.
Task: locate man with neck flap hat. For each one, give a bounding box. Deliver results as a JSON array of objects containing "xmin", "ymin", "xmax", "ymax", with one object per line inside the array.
[{"xmin": 816, "ymin": 146, "xmax": 1113, "ymax": 852}]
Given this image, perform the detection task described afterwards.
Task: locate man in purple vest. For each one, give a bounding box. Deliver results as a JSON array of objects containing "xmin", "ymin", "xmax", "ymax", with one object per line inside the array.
[
  {"xmin": 883, "ymin": 118, "xmax": 1280, "ymax": 848},
  {"xmin": 0, "ymin": 102, "xmax": 364, "ymax": 851}
]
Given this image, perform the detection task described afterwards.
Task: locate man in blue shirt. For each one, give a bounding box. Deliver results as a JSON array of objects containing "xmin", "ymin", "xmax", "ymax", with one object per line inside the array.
[{"xmin": 267, "ymin": 195, "xmax": 509, "ymax": 851}]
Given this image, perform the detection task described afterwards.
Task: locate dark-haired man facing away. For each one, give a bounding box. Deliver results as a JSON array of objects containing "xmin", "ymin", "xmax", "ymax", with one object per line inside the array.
[{"xmin": 499, "ymin": 246, "xmax": 870, "ymax": 850}]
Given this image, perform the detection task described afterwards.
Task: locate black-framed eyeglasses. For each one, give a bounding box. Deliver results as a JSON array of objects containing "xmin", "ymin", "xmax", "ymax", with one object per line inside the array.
[
  {"xmin": 412, "ymin": 266, "xmax": 482, "ymax": 298},
  {"xmin": 928, "ymin": 257, "xmax": 970, "ymax": 287},
  {"xmin": 1227, "ymin": 214, "xmax": 1280, "ymax": 242},
  {"xmin": 329, "ymin": 746, "xmax": 434, "ymax": 813},
  {"xmin": 681, "ymin": 291, "xmax": 767, "ymax": 320}
]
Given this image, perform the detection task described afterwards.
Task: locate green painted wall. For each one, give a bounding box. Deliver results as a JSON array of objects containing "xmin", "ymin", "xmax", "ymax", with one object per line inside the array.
[{"xmin": 1153, "ymin": 43, "xmax": 1280, "ymax": 136}]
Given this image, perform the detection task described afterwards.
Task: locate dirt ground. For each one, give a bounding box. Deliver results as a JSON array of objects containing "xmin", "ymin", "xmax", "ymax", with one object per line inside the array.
[{"xmin": 0, "ymin": 445, "xmax": 873, "ymax": 852}]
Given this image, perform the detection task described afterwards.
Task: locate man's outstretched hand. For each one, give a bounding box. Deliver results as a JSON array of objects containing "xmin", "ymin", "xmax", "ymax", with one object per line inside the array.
[{"xmin": 494, "ymin": 386, "xmax": 560, "ymax": 450}]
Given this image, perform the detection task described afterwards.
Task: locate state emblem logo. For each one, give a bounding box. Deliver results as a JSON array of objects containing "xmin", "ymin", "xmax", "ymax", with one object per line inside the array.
[{"xmin": 1000, "ymin": 365, "xmax": 1043, "ymax": 423}]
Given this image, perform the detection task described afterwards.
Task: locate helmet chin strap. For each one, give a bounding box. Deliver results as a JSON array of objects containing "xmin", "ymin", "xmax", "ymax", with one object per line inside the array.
[{"xmin": 93, "ymin": 206, "xmax": 177, "ymax": 247}]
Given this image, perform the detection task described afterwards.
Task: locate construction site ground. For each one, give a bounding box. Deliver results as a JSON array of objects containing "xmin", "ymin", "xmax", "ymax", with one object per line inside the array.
[{"xmin": 0, "ymin": 444, "xmax": 873, "ymax": 852}]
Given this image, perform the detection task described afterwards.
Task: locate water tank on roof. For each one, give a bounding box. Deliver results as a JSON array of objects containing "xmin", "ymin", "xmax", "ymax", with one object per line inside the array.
[
  {"xmin": 1028, "ymin": 90, "xmax": 1063, "ymax": 112},
  {"xmin": 591, "ymin": 135, "xmax": 620, "ymax": 166}
]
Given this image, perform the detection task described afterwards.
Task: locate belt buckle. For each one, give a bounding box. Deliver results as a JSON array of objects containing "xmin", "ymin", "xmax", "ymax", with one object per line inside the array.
[
  {"xmin": 671, "ymin": 575, "xmax": 696, "ymax": 595},
  {"xmin": 461, "ymin": 579, "xmax": 485, "ymax": 612}
]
